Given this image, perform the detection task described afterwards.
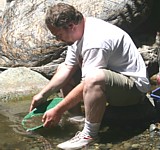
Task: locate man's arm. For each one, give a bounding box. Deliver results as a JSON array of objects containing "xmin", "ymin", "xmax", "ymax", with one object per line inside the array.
[
  {"xmin": 39, "ymin": 64, "xmax": 77, "ymax": 98},
  {"xmin": 54, "ymin": 81, "xmax": 83, "ymax": 113},
  {"xmin": 42, "ymin": 81, "xmax": 84, "ymax": 127},
  {"xmin": 30, "ymin": 63, "xmax": 77, "ymax": 111}
]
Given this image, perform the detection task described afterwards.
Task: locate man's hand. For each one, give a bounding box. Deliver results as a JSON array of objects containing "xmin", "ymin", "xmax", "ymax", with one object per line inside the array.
[
  {"xmin": 29, "ymin": 93, "xmax": 47, "ymax": 112},
  {"xmin": 42, "ymin": 107, "xmax": 62, "ymax": 127},
  {"xmin": 41, "ymin": 82, "xmax": 84, "ymax": 128}
]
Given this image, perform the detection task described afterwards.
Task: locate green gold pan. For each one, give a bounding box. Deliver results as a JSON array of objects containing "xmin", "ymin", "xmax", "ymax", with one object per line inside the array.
[{"xmin": 22, "ymin": 97, "xmax": 63, "ymax": 131}]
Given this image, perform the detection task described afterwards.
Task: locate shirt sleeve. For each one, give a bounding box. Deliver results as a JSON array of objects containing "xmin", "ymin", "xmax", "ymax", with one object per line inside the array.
[
  {"xmin": 65, "ymin": 45, "xmax": 79, "ymax": 66},
  {"xmin": 82, "ymin": 48, "xmax": 111, "ymax": 77}
]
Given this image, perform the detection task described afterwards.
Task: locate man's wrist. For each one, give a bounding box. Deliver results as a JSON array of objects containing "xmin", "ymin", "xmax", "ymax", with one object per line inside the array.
[
  {"xmin": 54, "ymin": 105, "xmax": 65, "ymax": 116},
  {"xmin": 38, "ymin": 91, "xmax": 48, "ymax": 100}
]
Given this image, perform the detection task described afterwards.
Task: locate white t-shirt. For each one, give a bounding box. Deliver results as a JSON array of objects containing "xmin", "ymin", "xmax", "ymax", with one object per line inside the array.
[{"xmin": 65, "ymin": 17, "xmax": 150, "ymax": 93}]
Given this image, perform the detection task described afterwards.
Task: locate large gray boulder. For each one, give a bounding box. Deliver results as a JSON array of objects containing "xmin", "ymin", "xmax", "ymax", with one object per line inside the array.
[
  {"xmin": 0, "ymin": 0, "xmax": 67, "ymax": 67},
  {"xmin": 0, "ymin": 67, "xmax": 49, "ymax": 101},
  {"xmin": 0, "ymin": 0, "xmax": 154, "ymax": 78},
  {"xmin": 70, "ymin": 0, "xmax": 153, "ymax": 32}
]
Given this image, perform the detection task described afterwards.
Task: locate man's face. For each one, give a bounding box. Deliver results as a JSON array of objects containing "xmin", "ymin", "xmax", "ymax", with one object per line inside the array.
[{"xmin": 47, "ymin": 24, "xmax": 75, "ymax": 45}]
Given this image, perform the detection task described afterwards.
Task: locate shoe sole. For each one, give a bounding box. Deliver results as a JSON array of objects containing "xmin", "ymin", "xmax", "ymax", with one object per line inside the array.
[{"xmin": 57, "ymin": 138, "xmax": 99, "ymax": 150}]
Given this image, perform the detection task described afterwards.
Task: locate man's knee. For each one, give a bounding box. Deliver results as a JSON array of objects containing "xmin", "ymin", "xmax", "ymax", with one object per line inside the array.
[
  {"xmin": 84, "ymin": 69, "xmax": 106, "ymax": 89},
  {"xmin": 85, "ymin": 69, "xmax": 105, "ymax": 82}
]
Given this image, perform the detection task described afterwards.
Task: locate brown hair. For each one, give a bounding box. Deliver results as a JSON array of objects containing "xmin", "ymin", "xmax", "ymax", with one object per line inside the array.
[{"xmin": 45, "ymin": 3, "xmax": 83, "ymax": 28}]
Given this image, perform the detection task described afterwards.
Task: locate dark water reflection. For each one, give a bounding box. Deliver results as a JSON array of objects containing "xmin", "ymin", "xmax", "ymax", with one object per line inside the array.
[
  {"xmin": 0, "ymin": 114, "xmax": 29, "ymax": 149},
  {"xmin": 0, "ymin": 100, "xmax": 33, "ymax": 150}
]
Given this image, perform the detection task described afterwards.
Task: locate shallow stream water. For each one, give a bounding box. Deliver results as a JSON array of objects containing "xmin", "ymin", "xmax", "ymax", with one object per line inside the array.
[
  {"xmin": 0, "ymin": 99, "xmax": 77, "ymax": 150},
  {"xmin": 1, "ymin": 90, "xmax": 160, "ymax": 150}
]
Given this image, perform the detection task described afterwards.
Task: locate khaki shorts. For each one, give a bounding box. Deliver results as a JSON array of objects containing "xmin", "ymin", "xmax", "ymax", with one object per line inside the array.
[
  {"xmin": 72, "ymin": 68, "xmax": 145, "ymax": 107},
  {"xmin": 103, "ymin": 69, "xmax": 145, "ymax": 106}
]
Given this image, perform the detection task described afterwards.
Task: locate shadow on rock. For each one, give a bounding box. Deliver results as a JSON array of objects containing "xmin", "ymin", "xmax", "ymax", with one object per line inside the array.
[{"xmin": 99, "ymin": 96, "xmax": 159, "ymax": 143}]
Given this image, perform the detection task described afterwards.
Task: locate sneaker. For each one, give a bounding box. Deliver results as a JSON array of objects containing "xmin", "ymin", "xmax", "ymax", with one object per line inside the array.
[{"xmin": 57, "ymin": 131, "xmax": 97, "ymax": 150}]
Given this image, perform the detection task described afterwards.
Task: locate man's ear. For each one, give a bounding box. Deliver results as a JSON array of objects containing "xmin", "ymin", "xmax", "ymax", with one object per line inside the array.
[{"xmin": 67, "ymin": 23, "xmax": 75, "ymax": 30}]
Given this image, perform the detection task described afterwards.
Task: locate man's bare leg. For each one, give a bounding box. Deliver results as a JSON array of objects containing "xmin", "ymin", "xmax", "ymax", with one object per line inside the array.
[
  {"xmin": 79, "ymin": 69, "xmax": 106, "ymax": 138},
  {"xmin": 57, "ymin": 69, "xmax": 106, "ymax": 149},
  {"xmin": 83, "ymin": 69, "xmax": 106, "ymax": 123}
]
